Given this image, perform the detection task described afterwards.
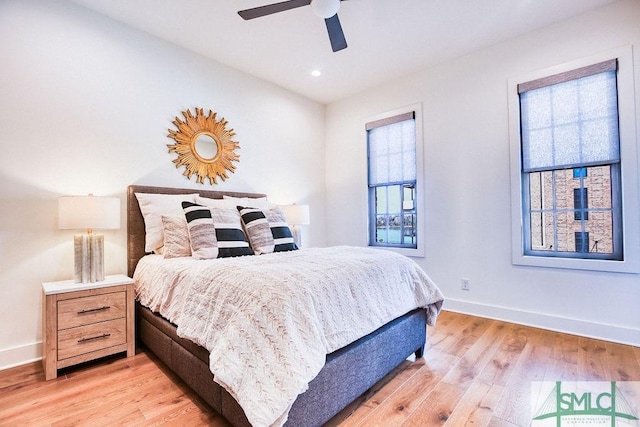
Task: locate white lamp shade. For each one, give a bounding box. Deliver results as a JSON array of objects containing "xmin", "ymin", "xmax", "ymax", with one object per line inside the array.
[
  {"xmin": 281, "ymin": 204, "xmax": 310, "ymax": 226},
  {"xmin": 311, "ymin": 0, "xmax": 340, "ymax": 19},
  {"xmin": 58, "ymin": 196, "xmax": 121, "ymax": 231}
]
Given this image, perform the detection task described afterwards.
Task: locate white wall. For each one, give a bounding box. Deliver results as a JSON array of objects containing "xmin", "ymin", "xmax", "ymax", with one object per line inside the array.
[
  {"xmin": 325, "ymin": 0, "xmax": 640, "ymax": 345},
  {"xmin": 0, "ymin": 0, "xmax": 326, "ymax": 368},
  {"xmin": 1, "ymin": 0, "xmax": 638, "ymax": 371}
]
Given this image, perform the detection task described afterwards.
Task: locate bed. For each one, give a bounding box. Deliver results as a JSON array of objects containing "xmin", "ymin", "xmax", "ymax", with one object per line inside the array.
[{"xmin": 127, "ymin": 184, "xmax": 444, "ymax": 427}]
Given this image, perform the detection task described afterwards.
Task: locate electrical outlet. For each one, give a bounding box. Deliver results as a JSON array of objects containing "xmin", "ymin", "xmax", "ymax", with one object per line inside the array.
[{"xmin": 461, "ymin": 278, "xmax": 470, "ymax": 291}]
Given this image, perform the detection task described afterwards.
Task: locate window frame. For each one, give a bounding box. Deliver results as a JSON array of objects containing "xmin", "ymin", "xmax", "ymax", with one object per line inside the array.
[
  {"xmin": 368, "ymin": 183, "xmax": 418, "ymax": 249},
  {"xmin": 508, "ymin": 46, "xmax": 640, "ymax": 273},
  {"xmin": 365, "ymin": 103, "xmax": 425, "ymax": 258}
]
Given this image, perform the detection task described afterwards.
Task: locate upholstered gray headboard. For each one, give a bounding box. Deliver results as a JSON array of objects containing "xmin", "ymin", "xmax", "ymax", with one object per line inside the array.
[{"xmin": 126, "ymin": 185, "xmax": 267, "ymax": 277}]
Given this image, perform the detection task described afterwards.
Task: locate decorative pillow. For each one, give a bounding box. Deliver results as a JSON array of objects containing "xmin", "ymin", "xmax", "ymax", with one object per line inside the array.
[
  {"xmin": 237, "ymin": 207, "xmax": 275, "ymax": 255},
  {"xmin": 135, "ymin": 192, "xmax": 198, "ymax": 253},
  {"xmin": 161, "ymin": 215, "xmax": 191, "ymax": 258},
  {"xmin": 264, "ymin": 206, "xmax": 298, "ymax": 252},
  {"xmin": 223, "ymin": 195, "xmax": 270, "ymax": 210},
  {"xmin": 210, "ymin": 207, "xmax": 254, "ymax": 257},
  {"xmin": 182, "ymin": 202, "xmax": 219, "ymax": 260}
]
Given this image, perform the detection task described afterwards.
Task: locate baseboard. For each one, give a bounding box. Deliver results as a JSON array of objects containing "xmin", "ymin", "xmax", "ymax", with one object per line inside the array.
[
  {"xmin": 443, "ymin": 298, "xmax": 640, "ymax": 347},
  {"xmin": 0, "ymin": 342, "xmax": 41, "ymax": 371}
]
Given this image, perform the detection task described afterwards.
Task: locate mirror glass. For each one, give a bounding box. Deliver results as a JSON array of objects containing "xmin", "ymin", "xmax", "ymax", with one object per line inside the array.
[{"xmin": 194, "ymin": 134, "xmax": 218, "ymax": 160}]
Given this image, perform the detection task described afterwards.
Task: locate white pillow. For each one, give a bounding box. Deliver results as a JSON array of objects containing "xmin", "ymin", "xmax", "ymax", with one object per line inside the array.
[
  {"xmin": 194, "ymin": 196, "xmax": 234, "ymax": 209},
  {"xmin": 222, "ymin": 195, "xmax": 270, "ymax": 210},
  {"xmin": 135, "ymin": 192, "xmax": 198, "ymax": 253}
]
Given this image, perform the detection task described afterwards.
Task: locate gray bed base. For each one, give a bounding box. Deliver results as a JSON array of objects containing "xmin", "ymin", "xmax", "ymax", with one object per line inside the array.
[
  {"xmin": 137, "ymin": 304, "xmax": 426, "ymax": 427},
  {"xmin": 128, "ymin": 185, "xmax": 428, "ymax": 426}
]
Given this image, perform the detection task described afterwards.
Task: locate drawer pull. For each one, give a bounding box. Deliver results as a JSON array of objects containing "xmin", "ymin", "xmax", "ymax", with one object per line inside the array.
[
  {"xmin": 77, "ymin": 306, "xmax": 110, "ymax": 314},
  {"xmin": 78, "ymin": 333, "xmax": 111, "ymax": 343}
]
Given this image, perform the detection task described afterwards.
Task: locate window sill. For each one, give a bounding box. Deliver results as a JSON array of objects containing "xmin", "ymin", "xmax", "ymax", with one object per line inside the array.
[
  {"xmin": 369, "ymin": 244, "xmax": 425, "ymax": 258},
  {"xmin": 512, "ymin": 253, "xmax": 639, "ymax": 274}
]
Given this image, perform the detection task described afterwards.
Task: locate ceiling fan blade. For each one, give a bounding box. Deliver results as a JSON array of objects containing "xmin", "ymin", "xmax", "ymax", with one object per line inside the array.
[
  {"xmin": 325, "ymin": 14, "xmax": 347, "ymax": 52},
  {"xmin": 238, "ymin": 0, "xmax": 311, "ymax": 20}
]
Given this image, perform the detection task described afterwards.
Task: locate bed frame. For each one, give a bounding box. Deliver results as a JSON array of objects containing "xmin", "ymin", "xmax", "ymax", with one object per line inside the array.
[{"xmin": 127, "ymin": 185, "xmax": 428, "ymax": 427}]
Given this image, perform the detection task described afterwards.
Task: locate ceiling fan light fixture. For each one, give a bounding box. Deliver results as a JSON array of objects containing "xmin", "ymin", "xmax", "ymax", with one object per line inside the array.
[
  {"xmin": 311, "ymin": 0, "xmax": 340, "ymax": 19},
  {"xmin": 238, "ymin": 0, "xmax": 347, "ymax": 53}
]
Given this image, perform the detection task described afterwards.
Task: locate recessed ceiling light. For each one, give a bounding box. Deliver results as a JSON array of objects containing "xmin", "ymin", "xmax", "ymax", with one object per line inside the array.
[{"xmin": 311, "ymin": 70, "xmax": 322, "ymax": 77}]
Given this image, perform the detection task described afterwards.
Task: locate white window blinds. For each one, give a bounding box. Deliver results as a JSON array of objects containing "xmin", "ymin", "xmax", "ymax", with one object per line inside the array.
[
  {"xmin": 367, "ymin": 112, "xmax": 416, "ymax": 186},
  {"xmin": 519, "ymin": 59, "xmax": 620, "ymax": 172}
]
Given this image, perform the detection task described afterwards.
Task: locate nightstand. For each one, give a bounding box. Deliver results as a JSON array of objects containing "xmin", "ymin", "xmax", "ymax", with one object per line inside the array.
[{"xmin": 42, "ymin": 274, "xmax": 135, "ymax": 380}]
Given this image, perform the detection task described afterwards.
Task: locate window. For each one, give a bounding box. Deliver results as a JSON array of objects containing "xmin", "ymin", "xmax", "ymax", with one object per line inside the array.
[
  {"xmin": 573, "ymin": 167, "xmax": 587, "ymax": 178},
  {"xmin": 573, "ymin": 188, "xmax": 588, "ymax": 221},
  {"xmin": 519, "ymin": 59, "xmax": 621, "ymax": 261},
  {"xmin": 366, "ymin": 106, "xmax": 424, "ymax": 256},
  {"xmin": 575, "ymin": 231, "xmax": 590, "ymax": 253},
  {"xmin": 508, "ymin": 47, "xmax": 640, "ymax": 273}
]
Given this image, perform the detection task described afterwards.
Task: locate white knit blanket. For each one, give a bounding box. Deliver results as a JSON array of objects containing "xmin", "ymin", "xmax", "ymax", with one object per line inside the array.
[{"xmin": 134, "ymin": 246, "xmax": 444, "ymax": 427}]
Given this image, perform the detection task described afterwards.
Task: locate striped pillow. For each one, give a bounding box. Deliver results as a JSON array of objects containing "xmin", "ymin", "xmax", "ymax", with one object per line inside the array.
[
  {"xmin": 210, "ymin": 208, "xmax": 254, "ymax": 257},
  {"xmin": 182, "ymin": 202, "xmax": 218, "ymax": 260},
  {"xmin": 237, "ymin": 206, "xmax": 275, "ymax": 255},
  {"xmin": 264, "ymin": 206, "xmax": 298, "ymax": 252}
]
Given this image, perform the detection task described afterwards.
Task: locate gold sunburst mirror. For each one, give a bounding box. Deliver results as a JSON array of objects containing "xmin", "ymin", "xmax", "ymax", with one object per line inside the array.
[{"xmin": 167, "ymin": 107, "xmax": 240, "ymax": 184}]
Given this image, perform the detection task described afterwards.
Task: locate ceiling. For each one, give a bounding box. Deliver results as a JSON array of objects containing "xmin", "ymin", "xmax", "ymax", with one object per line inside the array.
[{"xmin": 69, "ymin": 0, "xmax": 617, "ymax": 104}]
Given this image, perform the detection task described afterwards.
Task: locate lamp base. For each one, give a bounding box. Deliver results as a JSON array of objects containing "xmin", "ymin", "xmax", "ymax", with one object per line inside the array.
[
  {"xmin": 291, "ymin": 225, "xmax": 302, "ymax": 248},
  {"xmin": 90, "ymin": 234, "xmax": 104, "ymax": 282},
  {"xmin": 74, "ymin": 234, "xmax": 104, "ymax": 283}
]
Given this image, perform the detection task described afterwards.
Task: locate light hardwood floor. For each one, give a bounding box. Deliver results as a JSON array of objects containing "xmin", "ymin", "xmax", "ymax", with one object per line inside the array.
[{"xmin": 1, "ymin": 311, "xmax": 639, "ymax": 426}]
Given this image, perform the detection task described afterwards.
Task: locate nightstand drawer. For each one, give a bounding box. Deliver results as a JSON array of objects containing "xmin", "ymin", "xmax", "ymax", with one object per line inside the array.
[
  {"xmin": 57, "ymin": 292, "xmax": 126, "ymax": 330},
  {"xmin": 57, "ymin": 318, "xmax": 127, "ymax": 360}
]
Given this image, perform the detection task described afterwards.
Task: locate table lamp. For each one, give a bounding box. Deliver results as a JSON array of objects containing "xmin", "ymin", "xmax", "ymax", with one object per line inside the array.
[
  {"xmin": 281, "ymin": 204, "xmax": 310, "ymax": 248},
  {"xmin": 58, "ymin": 195, "xmax": 120, "ymax": 283}
]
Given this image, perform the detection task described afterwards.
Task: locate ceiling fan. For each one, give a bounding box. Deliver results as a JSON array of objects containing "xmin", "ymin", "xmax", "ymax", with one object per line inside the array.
[{"xmin": 238, "ymin": 0, "xmax": 348, "ymax": 52}]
